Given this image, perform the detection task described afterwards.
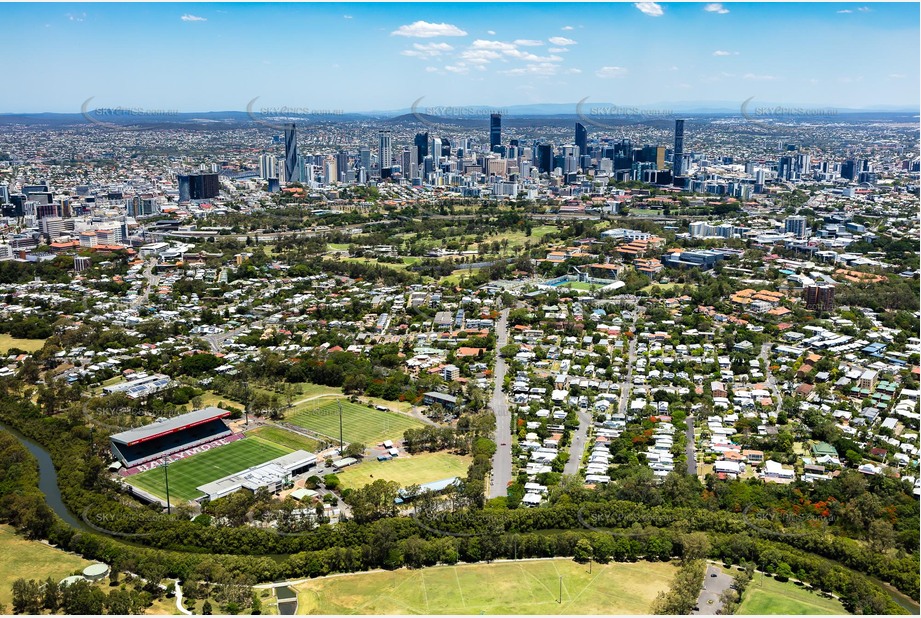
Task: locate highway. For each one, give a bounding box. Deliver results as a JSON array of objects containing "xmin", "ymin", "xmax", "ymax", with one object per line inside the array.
[{"xmin": 488, "ymin": 307, "xmax": 512, "ymax": 498}]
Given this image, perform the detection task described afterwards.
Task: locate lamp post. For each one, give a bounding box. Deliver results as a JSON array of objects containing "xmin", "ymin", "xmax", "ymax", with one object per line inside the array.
[
  {"xmin": 338, "ymin": 400, "xmax": 344, "ymax": 454},
  {"xmin": 163, "ymin": 455, "xmax": 171, "ymax": 515}
]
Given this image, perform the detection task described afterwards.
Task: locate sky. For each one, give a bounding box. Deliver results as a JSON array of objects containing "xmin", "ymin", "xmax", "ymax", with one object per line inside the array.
[{"xmin": 1, "ymin": 2, "xmax": 918, "ymax": 113}]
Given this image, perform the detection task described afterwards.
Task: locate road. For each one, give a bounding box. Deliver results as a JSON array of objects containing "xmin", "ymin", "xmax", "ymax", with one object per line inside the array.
[
  {"xmin": 686, "ymin": 415, "xmax": 697, "ymax": 476},
  {"xmin": 758, "ymin": 342, "xmax": 783, "ymax": 415},
  {"xmin": 564, "ymin": 408, "xmax": 592, "ymax": 476},
  {"xmin": 488, "ymin": 307, "xmax": 512, "ymax": 498},
  {"xmin": 131, "ymin": 258, "xmax": 159, "ymax": 308},
  {"xmin": 203, "ymin": 322, "xmax": 258, "ymax": 353},
  {"xmin": 693, "ymin": 563, "xmax": 733, "ymax": 615},
  {"xmin": 618, "ymin": 308, "xmax": 641, "ymax": 417}
]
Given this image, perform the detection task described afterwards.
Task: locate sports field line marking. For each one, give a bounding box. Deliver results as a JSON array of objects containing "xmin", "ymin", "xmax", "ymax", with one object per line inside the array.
[
  {"xmin": 560, "ymin": 562, "xmax": 610, "ymax": 612},
  {"xmin": 452, "ymin": 566, "xmax": 467, "ymax": 608},
  {"xmin": 550, "ymin": 559, "xmax": 572, "ymax": 602},
  {"xmin": 517, "ymin": 562, "xmax": 559, "ymax": 602},
  {"xmin": 419, "ymin": 570, "xmax": 430, "ymax": 612}
]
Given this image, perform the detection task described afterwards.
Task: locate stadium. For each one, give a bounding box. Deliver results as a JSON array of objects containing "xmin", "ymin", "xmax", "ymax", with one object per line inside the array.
[{"xmin": 109, "ymin": 407, "xmax": 237, "ymax": 472}]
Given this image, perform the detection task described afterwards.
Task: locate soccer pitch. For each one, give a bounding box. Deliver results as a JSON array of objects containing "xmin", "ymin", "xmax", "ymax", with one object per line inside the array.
[
  {"xmin": 294, "ymin": 558, "xmax": 676, "ymax": 614},
  {"xmin": 737, "ymin": 575, "xmax": 846, "ymax": 615},
  {"xmin": 127, "ymin": 437, "xmax": 291, "ymax": 503},
  {"xmin": 287, "ymin": 401, "xmax": 423, "ymax": 445}
]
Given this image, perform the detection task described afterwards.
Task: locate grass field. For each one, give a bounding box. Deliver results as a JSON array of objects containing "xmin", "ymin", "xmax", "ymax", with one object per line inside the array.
[
  {"xmin": 737, "ymin": 575, "xmax": 847, "ymax": 615},
  {"xmin": 0, "ymin": 334, "xmax": 46, "ymax": 354},
  {"xmin": 556, "ymin": 281, "xmax": 599, "ymax": 291},
  {"xmin": 287, "ymin": 401, "xmax": 423, "ymax": 445},
  {"xmin": 248, "ymin": 425, "xmax": 320, "ymax": 454},
  {"xmin": 294, "ymin": 558, "xmax": 676, "ymax": 615},
  {"xmin": 128, "ymin": 437, "xmax": 292, "ymax": 503},
  {"xmin": 336, "ymin": 452, "xmax": 471, "ymax": 490},
  {"xmin": 0, "ymin": 525, "xmax": 93, "ymax": 607}
]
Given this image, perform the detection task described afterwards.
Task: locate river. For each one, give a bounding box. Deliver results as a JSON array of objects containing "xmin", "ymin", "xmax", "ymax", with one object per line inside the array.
[{"xmin": 0, "ymin": 422, "xmax": 91, "ymax": 532}]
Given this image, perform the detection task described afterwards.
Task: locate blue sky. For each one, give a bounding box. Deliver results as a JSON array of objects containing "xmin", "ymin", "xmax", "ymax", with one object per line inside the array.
[{"xmin": 1, "ymin": 2, "xmax": 917, "ymax": 113}]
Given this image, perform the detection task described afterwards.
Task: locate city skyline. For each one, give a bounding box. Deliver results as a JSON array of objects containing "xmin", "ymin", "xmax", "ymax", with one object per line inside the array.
[{"xmin": 0, "ymin": 2, "xmax": 917, "ymax": 114}]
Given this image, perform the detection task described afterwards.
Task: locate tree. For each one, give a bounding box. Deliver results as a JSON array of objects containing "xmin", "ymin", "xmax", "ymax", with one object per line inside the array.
[
  {"xmin": 564, "ymin": 537, "xmax": 590, "ymax": 564},
  {"xmin": 42, "ymin": 577, "xmax": 61, "ymax": 612},
  {"xmin": 343, "ymin": 442, "xmax": 366, "ymax": 459},
  {"xmin": 203, "ymin": 599, "xmax": 213, "ymax": 615},
  {"xmin": 12, "ymin": 578, "xmax": 42, "ymax": 614},
  {"xmin": 61, "ymin": 579, "xmax": 106, "ymax": 615},
  {"xmin": 344, "ymin": 479, "xmax": 400, "ymax": 523}
]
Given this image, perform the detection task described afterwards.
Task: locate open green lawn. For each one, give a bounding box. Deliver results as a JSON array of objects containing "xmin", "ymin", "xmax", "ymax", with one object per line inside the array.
[
  {"xmin": 0, "ymin": 334, "xmax": 46, "ymax": 354},
  {"xmin": 188, "ymin": 390, "xmax": 246, "ymax": 411},
  {"xmin": 737, "ymin": 575, "xmax": 847, "ymax": 615},
  {"xmin": 336, "ymin": 452, "xmax": 471, "ymax": 489},
  {"xmin": 288, "ymin": 401, "xmax": 423, "ymax": 445},
  {"xmin": 248, "ymin": 425, "xmax": 320, "ymax": 454},
  {"xmin": 295, "ymin": 558, "xmax": 676, "ymax": 615},
  {"xmin": 557, "ymin": 281, "xmax": 599, "ymax": 291},
  {"xmin": 0, "ymin": 525, "xmax": 93, "ymax": 607},
  {"xmin": 640, "ymin": 282, "xmax": 681, "ymax": 294},
  {"xmin": 128, "ymin": 437, "xmax": 291, "ymax": 503}
]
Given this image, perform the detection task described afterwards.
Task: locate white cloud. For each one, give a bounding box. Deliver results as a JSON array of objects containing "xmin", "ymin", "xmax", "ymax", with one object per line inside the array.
[
  {"xmin": 704, "ymin": 3, "xmax": 729, "ymax": 14},
  {"xmin": 487, "ymin": 30, "xmax": 496, "ymax": 35},
  {"xmin": 837, "ymin": 9, "xmax": 853, "ymax": 13},
  {"xmin": 505, "ymin": 49, "xmax": 563, "ymax": 62},
  {"xmin": 514, "ymin": 39, "xmax": 544, "ymax": 46},
  {"xmin": 471, "ymin": 39, "xmax": 517, "ymax": 51},
  {"xmin": 343, "ymin": 15, "xmax": 352, "ymax": 19},
  {"xmin": 713, "ymin": 50, "xmax": 738, "ymax": 56},
  {"xmin": 402, "ymin": 42, "xmax": 454, "ymax": 58},
  {"xmin": 561, "ymin": 25, "xmax": 574, "ymax": 30},
  {"xmin": 634, "ymin": 2, "xmax": 663, "ymax": 17},
  {"xmin": 181, "ymin": 14, "xmax": 206, "ymax": 22},
  {"xmin": 743, "ymin": 73, "xmax": 776, "ymax": 81},
  {"xmin": 425, "ymin": 66, "xmax": 440, "ymax": 73},
  {"xmin": 547, "ymin": 47, "xmax": 569, "ymax": 53},
  {"xmin": 548, "ymin": 36, "xmax": 577, "ymax": 46},
  {"xmin": 459, "ymin": 49, "xmax": 502, "ymax": 64},
  {"xmin": 444, "ymin": 64, "xmax": 470, "ymax": 74},
  {"xmin": 500, "ymin": 62, "xmax": 561, "ymax": 77},
  {"xmin": 391, "ymin": 21, "xmax": 467, "ymax": 38},
  {"xmin": 565, "ymin": 68, "xmax": 582, "ymax": 74},
  {"xmin": 596, "ymin": 66, "xmax": 628, "ymax": 78},
  {"xmin": 857, "ymin": 6, "xmax": 871, "ymax": 11},
  {"xmin": 67, "ymin": 12, "xmax": 86, "ymax": 22},
  {"xmin": 888, "ymin": 73, "xmax": 905, "ymax": 79}
]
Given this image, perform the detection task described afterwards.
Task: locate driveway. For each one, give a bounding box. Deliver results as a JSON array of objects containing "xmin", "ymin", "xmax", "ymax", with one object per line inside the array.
[{"xmin": 693, "ymin": 564, "xmax": 733, "ymax": 615}]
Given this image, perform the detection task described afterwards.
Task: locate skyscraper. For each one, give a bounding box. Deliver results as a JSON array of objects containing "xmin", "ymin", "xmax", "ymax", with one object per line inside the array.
[
  {"xmin": 336, "ymin": 151, "xmax": 349, "ymax": 183},
  {"xmin": 537, "ymin": 144, "xmax": 553, "ymax": 174},
  {"xmin": 673, "ymin": 119, "xmax": 685, "ymax": 176},
  {"xmin": 178, "ymin": 173, "xmax": 219, "ymax": 202},
  {"xmin": 284, "ymin": 124, "xmax": 299, "ymax": 183},
  {"xmin": 378, "ymin": 130, "xmax": 392, "ymax": 173},
  {"xmin": 490, "ymin": 113, "xmax": 502, "ymax": 151},
  {"xmin": 258, "ymin": 153, "xmax": 277, "ymax": 180},
  {"xmin": 575, "ymin": 123, "xmax": 587, "ymax": 158},
  {"xmin": 414, "ymin": 132, "xmax": 429, "ymax": 162}
]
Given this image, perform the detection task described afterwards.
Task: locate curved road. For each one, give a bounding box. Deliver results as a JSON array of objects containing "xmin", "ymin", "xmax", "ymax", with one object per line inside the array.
[{"xmin": 488, "ymin": 308, "xmax": 512, "ymax": 498}]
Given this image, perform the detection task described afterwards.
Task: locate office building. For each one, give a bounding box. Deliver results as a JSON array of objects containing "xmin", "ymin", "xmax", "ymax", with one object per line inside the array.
[
  {"xmin": 490, "ymin": 113, "xmax": 501, "ymax": 150},
  {"xmin": 359, "ymin": 148, "xmax": 371, "ymax": 174},
  {"xmin": 575, "ymin": 122, "xmax": 587, "ymax": 158},
  {"xmin": 378, "ymin": 130, "xmax": 392, "ymax": 173},
  {"xmin": 284, "ymin": 123, "xmax": 299, "ymax": 184},
  {"xmin": 178, "ymin": 173, "xmax": 219, "ymax": 202},
  {"xmin": 784, "ymin": 215, "xmax": 808, "ymax": 238},
  {"xmin": 414, "ymin": 132, "xmax": 429, "ymax": 162},
  {"xmin": 537, "ymin": 144, "xmax": 553, "ymax": 174},
  {"xmin": 673, "ymin": 119, "xmax": 686, "ymax": 176}
]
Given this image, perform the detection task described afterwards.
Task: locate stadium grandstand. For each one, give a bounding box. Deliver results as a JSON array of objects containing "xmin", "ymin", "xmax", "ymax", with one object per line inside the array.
[{"xmin": 110, "ymin": 407, "xmax": 233, "ymax": 468}]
